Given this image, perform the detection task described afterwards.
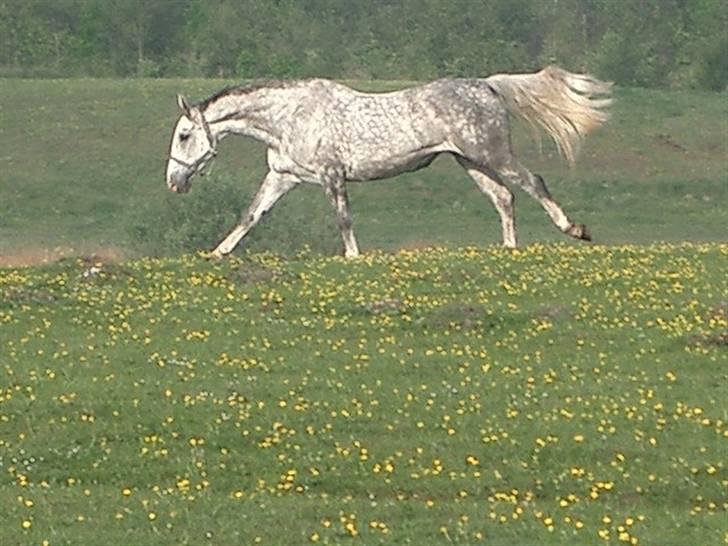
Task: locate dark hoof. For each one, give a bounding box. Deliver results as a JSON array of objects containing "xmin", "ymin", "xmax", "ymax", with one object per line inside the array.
[{"xmin": 566, "ymin": 223, "xmax": 591, "ymax": 241}]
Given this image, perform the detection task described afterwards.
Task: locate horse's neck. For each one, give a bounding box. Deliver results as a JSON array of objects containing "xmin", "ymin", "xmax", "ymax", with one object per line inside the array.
[{"xmin": 207, "ymin": 89, "xmax": 289, "ymax": 146}]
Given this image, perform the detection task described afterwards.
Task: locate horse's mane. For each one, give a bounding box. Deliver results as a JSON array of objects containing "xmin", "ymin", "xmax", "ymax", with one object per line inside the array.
[{"xmin": 197, "ymin": 80, "xmax": 300, "ymax": 111}]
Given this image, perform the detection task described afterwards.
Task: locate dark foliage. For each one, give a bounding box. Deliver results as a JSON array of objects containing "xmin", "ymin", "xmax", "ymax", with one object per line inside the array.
[{"xmin": 0, "ymin": 0, "xmax": 726, "ymax": 89}]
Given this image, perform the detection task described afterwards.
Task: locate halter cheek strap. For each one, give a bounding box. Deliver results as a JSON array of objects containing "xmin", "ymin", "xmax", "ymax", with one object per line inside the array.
[{"xmin": 168, "ymin": 109, "xmax": 218, "ymax": 176}]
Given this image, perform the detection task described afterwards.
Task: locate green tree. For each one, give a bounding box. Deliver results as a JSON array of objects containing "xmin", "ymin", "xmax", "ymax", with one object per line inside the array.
[{"xmin": 1, "ymin": 0, "xmax": 726, "ymax": 89}]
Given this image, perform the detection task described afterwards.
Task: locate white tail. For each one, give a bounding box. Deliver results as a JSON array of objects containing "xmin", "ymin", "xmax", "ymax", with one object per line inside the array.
[{"xmin": 486, "ymin": 66, "xmax": 612, "ymax": 166}]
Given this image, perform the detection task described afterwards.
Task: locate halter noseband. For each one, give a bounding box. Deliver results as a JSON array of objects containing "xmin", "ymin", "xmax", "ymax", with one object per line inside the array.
[{"xmin": 168, "ymin": 109, "xmax": 218, "ymax": 176}]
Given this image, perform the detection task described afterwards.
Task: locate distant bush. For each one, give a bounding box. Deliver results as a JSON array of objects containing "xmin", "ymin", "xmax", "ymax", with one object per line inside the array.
[
  {"xmin": 127, "ymin": 174, "xmax": 341, "ymax": 258},
  {"xmin": 698, "ymin": 36, "xmax": 728, "ymax": 91}
]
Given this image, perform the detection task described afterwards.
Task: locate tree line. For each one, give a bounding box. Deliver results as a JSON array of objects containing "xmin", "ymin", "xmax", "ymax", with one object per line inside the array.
[{"xmin": 1, "ymin": 0, "xmax": 726, "ymax": 90}]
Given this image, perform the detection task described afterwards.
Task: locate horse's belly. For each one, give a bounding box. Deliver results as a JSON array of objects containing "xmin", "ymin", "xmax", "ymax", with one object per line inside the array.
[
  {"xmin": 346, "ymin": 155, "xmax": 432, "ymax": 181},
  {"xmin": 344, "ymin": 141, "xmax": 451, "ymax": 181}
]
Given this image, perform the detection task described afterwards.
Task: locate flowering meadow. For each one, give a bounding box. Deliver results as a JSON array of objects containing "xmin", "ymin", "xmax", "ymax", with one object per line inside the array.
[{"xmin": 0, "ymin": 243, "xmax": 726, "ymax": 545}]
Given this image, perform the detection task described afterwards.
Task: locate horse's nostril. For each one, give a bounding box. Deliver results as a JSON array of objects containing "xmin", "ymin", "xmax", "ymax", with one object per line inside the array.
[{"xmin": 169, "ymin": 181, "xmax": 191, "ymax": 194}]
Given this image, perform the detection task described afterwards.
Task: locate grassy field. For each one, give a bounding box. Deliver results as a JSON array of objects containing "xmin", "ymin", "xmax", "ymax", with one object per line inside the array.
[
  {"xmin": 0, "ymin": 78, "xmax": 727, "ymax": 261},
  {"xmin": 0, "ymin": 244, "xmax": 726, "ymax": 545},
  {"xmin": 0, "ymin": 79, "xmax": 726, "ymax": 545}
]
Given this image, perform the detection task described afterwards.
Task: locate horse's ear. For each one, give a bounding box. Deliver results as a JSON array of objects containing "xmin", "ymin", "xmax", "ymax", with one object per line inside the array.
[{"xmin": 177, "ymin": 94, "xmax": 192, "ymax": 117}]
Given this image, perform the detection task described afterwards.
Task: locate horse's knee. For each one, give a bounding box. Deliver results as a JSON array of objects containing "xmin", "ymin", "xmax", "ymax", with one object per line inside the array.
[
  {"xmin": 336, "ymin": 209, "xmax": 353, "ymax": 231},
  {"xmin": 493, "ymin": 187, "xmax": 514, "ymax": 214}
]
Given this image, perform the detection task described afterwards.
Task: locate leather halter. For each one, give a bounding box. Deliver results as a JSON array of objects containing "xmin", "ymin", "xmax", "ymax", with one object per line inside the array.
[{"xmin": 168, "ymin": 109, "xmax": 218, "ymax": 175}]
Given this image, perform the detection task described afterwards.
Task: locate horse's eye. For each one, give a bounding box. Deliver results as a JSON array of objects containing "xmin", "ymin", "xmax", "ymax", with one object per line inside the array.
[{"xmin": 179, "ymin": 133, "xmax": 190, "ymax": 142}]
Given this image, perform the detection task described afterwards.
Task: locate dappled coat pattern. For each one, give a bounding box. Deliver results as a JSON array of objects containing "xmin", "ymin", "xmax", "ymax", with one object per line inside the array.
[{"xmin": 165, "ymin": 66, "xmax": 611, "ymax": 257}]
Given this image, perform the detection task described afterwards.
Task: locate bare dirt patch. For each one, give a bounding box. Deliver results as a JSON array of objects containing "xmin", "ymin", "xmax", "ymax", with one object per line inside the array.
[
  {"xmin": 0, "ymin": 246, "xmax": 126, "ymax": 268},
  {"xmin": 654, "ymin": 132, "xmax": 688, "ymax": 153}
]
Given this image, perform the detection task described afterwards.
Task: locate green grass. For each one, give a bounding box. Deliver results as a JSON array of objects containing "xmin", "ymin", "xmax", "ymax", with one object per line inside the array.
[
  {"xmin": 0, "ymin": 79, "xmax": 726, "ymax": 260},
  {"xmin": 0, "ymin": 79, "xmax": 726, "ymax": 544},
  {"xmin": 0, "ymin": 244, "xmax": 726, "ymax": 545}
]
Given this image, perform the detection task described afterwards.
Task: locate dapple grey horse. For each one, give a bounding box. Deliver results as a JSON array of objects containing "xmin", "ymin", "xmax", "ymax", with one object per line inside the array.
[{"xmin": 165, "ymin": 66, "xmax": 611, "ymax": 258}]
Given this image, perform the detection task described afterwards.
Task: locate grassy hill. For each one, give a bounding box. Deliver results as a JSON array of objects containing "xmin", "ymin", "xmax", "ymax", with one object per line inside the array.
[
  {"xmin": 1, "ymin": 78, "xmax": 726, "ymax": 544},
  {"xmin": 0, "ymin": 78, "xmax": 726, "ymax": 264}
]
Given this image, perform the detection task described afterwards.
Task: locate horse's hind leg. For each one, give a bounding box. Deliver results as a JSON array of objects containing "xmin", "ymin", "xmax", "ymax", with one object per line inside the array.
[
  {"xmin": 323, "ymin": 177, "xmax": 360, "ymax": 258},
  {"xmin": 456, "ymin": 157, "xmax": 517, "ymax": 248},
  {"xmin": 496, "ymin": 160, "xmax": 591, "ymax": 242},
  {"xmin": 210, "ymin": 170, "xmax": 299, "ymax": 258}
]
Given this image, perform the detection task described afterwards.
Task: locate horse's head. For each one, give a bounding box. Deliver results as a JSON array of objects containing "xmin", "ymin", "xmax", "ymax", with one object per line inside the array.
[{"xmin": 165, "ymin": 95, "xmax": 218, "ymax": 193}]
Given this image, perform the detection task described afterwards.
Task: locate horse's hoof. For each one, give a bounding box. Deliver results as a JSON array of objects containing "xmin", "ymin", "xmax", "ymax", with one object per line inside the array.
[
  {"xmin": 343, "ymin": 248, "xmax": 361, "ymax": 259},
  {"xmin": 200, "ymin": 249, "xmax": 226, "ymax": 260},
  {"xmin": 566, "ymin": 223, "xmax": 591, "ymax": 241}
]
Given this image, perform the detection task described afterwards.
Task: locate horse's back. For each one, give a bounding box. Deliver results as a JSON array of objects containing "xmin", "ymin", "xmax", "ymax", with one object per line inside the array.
[{"xmin": 278, "ymin": 77, "xmax": 508, "ymax": 180}]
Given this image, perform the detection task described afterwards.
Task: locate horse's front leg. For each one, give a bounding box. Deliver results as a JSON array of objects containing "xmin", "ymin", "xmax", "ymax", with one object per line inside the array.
[
  {"xmin": 323, "ymin": 177, "xmax": 360, "ymax": 258},
  {"xmin": 209, "ymin": 170, "xmax": 299, "ymax": 258}
]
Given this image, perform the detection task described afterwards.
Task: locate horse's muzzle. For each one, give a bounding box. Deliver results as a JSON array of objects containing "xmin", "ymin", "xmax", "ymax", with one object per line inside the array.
[
  {"xmin": 167, "ymin": 176, "xmax": 191, "ymax": 194},
  {"xmin": 169, "ymin": 184, "xmax": 188, "ymax": 194},
  {"xmin": 169, "ymin": 184, "xmax": 191, "ymax": 194}
]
